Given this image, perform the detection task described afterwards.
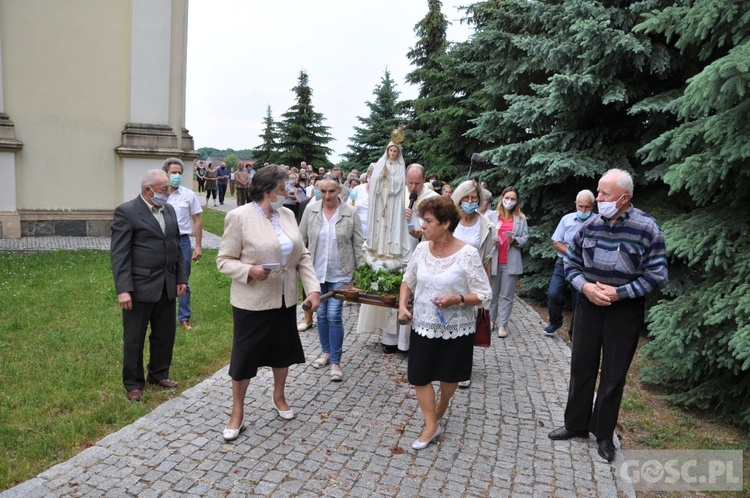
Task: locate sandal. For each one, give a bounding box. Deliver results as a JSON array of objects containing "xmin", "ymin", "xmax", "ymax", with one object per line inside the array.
[
  {"xmin": 330, "ymin": 367, "xmax": 343, "ymax": 382},
  {"xmin": 312, "ymin": 355, "xmax": 330, "ymax": 369}
]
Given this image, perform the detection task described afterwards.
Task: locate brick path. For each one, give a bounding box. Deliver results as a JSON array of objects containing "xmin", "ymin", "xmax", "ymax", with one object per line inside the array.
[{"xmin": 0, "ymin": 196, "xmax": 633, "ymax": 497}]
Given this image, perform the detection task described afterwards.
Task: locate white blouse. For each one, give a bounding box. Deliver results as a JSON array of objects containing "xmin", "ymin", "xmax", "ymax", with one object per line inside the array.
[
  {"xmin": 454, "ymin": 219, "xmax": 482, "ymax": 251},
  {"xmin": 312, "ymin": 207, "xmax": 348, "ymax": 283},
  {"xmin": 403, "ymin": 242, "xmax": 492, "ymax": 339}
]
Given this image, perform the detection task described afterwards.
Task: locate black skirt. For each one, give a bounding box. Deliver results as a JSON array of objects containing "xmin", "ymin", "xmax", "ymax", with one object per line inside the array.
[
  {"xmin": 228, "ymin": 303, "xmax": 305, "ymax": 381},
  {"xmin": 407, "ymin": 329, "xmax": 474, "ymax": 386}
]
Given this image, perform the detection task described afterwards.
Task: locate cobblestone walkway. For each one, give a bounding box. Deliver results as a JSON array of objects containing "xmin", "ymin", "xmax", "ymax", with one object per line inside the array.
[{"xmin": 1, "ymin": 300, "xmax": 630, "ymax": 497}]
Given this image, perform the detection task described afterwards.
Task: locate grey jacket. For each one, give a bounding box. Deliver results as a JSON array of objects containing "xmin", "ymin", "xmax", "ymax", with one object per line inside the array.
[{"xmin": 299, "ymin": 201, "xmax": 365, "ymax": 278}]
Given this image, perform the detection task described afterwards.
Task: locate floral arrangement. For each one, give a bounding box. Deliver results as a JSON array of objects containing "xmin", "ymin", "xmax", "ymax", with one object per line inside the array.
[{"xmin": 353, "ymin": 264, "xmax": 403, "ymax": 297}]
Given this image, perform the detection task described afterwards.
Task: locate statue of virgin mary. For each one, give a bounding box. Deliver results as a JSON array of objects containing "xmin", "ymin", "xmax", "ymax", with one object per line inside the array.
[{"xmin": 364, "ymin": 130, "xmax": 411, "ymax": 271}]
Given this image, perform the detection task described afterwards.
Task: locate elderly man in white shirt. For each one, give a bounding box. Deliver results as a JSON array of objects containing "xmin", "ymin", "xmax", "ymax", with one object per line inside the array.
[{"xmin": 163, "ymin": 157, "xmax": 203, "ymax": 331}]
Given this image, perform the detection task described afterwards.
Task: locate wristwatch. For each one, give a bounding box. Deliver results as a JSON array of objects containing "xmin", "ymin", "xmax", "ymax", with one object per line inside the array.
[{"xmin": 459, "ymin": 294, "xmax": 465, "ymax": 306}]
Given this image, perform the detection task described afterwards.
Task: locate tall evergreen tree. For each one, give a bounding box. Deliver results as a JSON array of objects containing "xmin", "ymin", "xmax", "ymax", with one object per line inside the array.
[
  {"xmin": 345, "ymin": 68, "xmax": 406, "ymax": 167},
  {"xmin": 405, "ymin": 0, "xmax": 453, "ymax": 172},
  {"xmin": 276, "ymin": 70, "xmax": 334, "ymax": 168},
  {"xmin": 465, "ymin": 0, "xmax": 678, "ymax": 296},
  {"xmin": 253, "ymin": 105, "xmax": 280, "ymax": 164},
  {"xmin": 632, "ymin": 0, "xmax": 750, "ymax": 427},
  {"xmin": 404, "ymin": 1, "xmax": 487, "ymax": 181}
]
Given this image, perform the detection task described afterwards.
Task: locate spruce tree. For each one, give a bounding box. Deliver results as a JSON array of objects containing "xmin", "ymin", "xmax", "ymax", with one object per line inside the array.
[
  {"xmin": 632, "ymin": 0, "xmax": 750, "ymax": 427},
  {"xmin": 253, "ymin": 105, "xmax": 280, "ymax": 165},
  {"xmin": 405, "ymin": 0, "xmax": 451, "ymax": 171},
  {"xmin": 276, "ymin": 70, "xmax": 334, "ymax": 168},
  {"xmin": 345, "ymin": 68, "xmax": 406, "ymax": 167},
  {"xmin": 465, "ymin": 0, "xmax": 677, "ymax": 296}
]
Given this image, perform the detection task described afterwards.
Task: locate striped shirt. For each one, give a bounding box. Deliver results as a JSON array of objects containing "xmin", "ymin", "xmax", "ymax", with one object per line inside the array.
[{"xmin": 564, "ymin": 205, "xmax": 668, "ymax": 300}]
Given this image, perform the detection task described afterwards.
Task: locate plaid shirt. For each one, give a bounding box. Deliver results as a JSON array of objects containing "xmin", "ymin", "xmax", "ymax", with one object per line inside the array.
[{"xmin": 564, "ymin": 205, "xmax": 668, "ymax": 300}]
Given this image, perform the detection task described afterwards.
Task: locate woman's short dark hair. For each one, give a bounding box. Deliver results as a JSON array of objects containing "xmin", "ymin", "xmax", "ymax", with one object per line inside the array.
[
  {"xmin": 248, "ymin": 164, "xmax": 288, "ymax": 202},
  {"xmin": 418, "ymin": 196, "xmax": 460, "ymax": 232}
]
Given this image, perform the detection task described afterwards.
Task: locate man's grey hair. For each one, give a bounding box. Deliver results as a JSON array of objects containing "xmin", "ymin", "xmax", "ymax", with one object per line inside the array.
[
  {"xmin": 141, "ymin": 169, "xmax": 168, "ymax": 188},
  {"xmin": 161, "ymin": 157, "xmax": 184, "ymax": 173},
  {"xmin": 576, "ymin": 189, "xmax": 595, "ymax": 203},
  {"xmin": 604, "ymin": 168, "xmax": 634, "ymax": 197}
]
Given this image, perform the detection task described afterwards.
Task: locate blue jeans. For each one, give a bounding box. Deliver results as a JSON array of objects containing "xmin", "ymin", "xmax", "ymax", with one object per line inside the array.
[
  {"xmin": 317, "ymin": 281, "xmax": 345, "ymax": 365},
  {"xmin": 547, "ymin": 258, "xmax": 578, "ymax": 330},
  {"xmin": 178, "ymin": 235, "xmax": 192, "ymax": 323}
]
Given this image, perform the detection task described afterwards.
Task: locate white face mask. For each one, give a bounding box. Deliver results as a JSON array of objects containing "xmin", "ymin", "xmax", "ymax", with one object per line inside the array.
[
  {"xmin": 502, "ymin": 199, "xmax": 517, "ymax": 210},
  {"xmin": 269, "ymin": 192, "xmax": 285, "ymax": 212},
  {"xmin": 597, "ymin": 194, "xmax": 625, "ymax": 219}
]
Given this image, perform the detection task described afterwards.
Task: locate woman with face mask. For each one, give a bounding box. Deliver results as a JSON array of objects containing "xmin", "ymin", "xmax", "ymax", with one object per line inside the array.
[
  {"xmin": 448, "ymin": 180, "xmax": 496, "ymax": 388},
  {"xmin": 216, "ymin": 165, "xmax": 321, "ymax": 442},
  {"xmin": 489, "ymin": 186, "xmax": 529, "ymax": 338}
]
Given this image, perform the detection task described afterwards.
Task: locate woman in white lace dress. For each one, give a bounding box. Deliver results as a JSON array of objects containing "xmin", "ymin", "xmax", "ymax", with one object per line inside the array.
[{"xmin": 398, "ymin": 197, "xmax": 492, "ymax": 450}]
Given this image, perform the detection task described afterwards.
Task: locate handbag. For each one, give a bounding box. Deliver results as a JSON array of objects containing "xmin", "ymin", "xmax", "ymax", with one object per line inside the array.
[{"xmin": 474, "ymin": 307, "xmax": 491, "ymax": 347}]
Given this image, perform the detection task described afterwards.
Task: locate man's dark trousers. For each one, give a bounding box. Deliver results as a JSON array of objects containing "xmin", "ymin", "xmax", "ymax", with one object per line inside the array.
[{"xmin": 563, "ymin": 295, "xmax": 644, "ymax": 440}]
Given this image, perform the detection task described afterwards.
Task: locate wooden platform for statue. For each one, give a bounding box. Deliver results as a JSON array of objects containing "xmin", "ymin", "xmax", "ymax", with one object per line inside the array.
[{"xmin": 330, "ymin": 282, "xmax": 400, "ymax": 309}]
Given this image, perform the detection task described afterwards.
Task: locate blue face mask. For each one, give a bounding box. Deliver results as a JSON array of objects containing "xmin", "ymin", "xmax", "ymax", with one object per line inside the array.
[
  {"xmin": 169, "ymin": 173, "xmax": 182, "ymax": 188},
  {"xmin": 576, "ymin": 210, "xmax": 592, "ymax": 220},
  {"xmin": 461, "ymin": 201, "xmax": 479, "ymax": 214},
  {"xmin": 314, "ymin": 189, "xmax": 322, "ymax": 200}
]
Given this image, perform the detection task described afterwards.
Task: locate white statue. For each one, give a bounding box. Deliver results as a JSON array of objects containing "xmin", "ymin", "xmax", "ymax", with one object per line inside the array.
[{"xmin": 365, "ymin": 133, "xmax": 411, "ymax": 272}]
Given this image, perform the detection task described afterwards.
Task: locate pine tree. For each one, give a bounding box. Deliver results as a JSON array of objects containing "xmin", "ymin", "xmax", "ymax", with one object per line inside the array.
[
  {"xmin": 253, "ymin": 105, "xmax": 280, "ymax": 165},
  {"xmin": 276, "ymin": 70, "xmax": 334, "ymax": 168},
  {"xmin": 631, "ymin": 0, "xmax": 750, "ymax": 427},
  {"xmin": 345, "ymin": 68, "xmax": 406, "ymax": 167}
]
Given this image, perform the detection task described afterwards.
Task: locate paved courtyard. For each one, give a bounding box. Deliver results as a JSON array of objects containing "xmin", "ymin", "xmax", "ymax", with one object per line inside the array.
[
  {"xmin": 0, "ymin": 198, "xmax": 633, "ymax": 496},
  {"xmin": 1, "ymin": 299, "xmax": 630, "ymax": 497}
]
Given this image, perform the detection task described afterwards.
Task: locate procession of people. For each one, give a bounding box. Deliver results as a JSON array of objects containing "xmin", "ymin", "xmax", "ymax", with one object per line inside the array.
[{"xmin": 112, "ymin": 132, "xmax": 666, "ymax": 464}]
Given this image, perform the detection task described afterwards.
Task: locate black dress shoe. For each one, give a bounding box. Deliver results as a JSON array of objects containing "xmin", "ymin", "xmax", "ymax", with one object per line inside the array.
[
  {"xmin": 382, "ymin": 344, "xmax": 398, "ymax": 354},
  {"xmin": 597, "ymin": 438, "xmax": 616, "ymax": 462},
  {"xmin": 548, "ymin": 426, "xmax": 590, "ymax": 440}
]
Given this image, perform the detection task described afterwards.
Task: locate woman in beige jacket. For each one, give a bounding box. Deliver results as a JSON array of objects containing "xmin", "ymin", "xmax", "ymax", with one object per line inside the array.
[
  {"xmin": 217, "ymin": 165, "xmax": 320, "ymax": 442},
  {"xmin": 299, "ymin": 175, "xmax": 364, "ymax": 381}
]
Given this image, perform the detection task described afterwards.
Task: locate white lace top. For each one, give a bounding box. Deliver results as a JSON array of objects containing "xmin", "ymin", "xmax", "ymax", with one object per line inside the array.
[{"xmin": 403, "ymin": 242, "xmax": 492, "ymax": 339}]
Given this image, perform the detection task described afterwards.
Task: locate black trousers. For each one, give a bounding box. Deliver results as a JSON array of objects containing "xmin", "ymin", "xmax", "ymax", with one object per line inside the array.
[
  {"xmin": 122, "ymin": 287, "xmax": 176, "ymax": 391},
  {"xmin": 563, "ymin": 294, "xmax": 644, "ymax": 440},
  {"xmin": 218, "ymin": 183, "xmax": 227, "ymax": 203}
]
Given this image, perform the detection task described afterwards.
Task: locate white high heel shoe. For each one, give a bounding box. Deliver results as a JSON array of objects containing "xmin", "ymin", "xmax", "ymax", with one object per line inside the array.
[
  {"xmin": 222, "ymin": 417, "xmax": 246, "ymax": 441},
  {"xmin": 271, "ymin": 398, "xmax": 295, "ymax": 420},
  {"xmin": 411, "ymin": 424, "xmax": 444, "ymax": 450}
]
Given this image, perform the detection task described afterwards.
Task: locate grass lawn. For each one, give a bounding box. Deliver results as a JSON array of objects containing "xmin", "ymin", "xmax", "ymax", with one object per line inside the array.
[{"xmin": 0, "ymin": 249, "xmax": 233, "ymax": 490}]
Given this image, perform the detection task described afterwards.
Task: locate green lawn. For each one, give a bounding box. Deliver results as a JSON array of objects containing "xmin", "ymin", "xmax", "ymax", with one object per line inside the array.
[{"xmin": 0, "ymin": 249, "xmax": 233, "ymax": 490}]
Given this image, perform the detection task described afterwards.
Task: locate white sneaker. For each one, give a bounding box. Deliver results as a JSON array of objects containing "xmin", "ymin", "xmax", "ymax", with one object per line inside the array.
[{"xmin": 497, "ymin": 326, "xmax": 509, "ymax": 338}]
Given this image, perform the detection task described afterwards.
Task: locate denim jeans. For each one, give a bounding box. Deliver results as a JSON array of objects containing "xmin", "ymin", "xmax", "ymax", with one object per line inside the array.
[
  {"xmin": 317, "ymin": 281, "xmax": 346, "ymax": 364},
  {"xmin": 547, "ymin": 257, "xmax": 578, "ymax": 330},
  {"xmin": 177, "ymin": 235, "xmax": 192, "ymax": 323}
]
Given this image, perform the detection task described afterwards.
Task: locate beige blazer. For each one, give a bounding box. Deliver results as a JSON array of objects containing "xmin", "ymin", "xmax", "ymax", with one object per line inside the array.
[{"xmin": 217, "ymin": 204, "xmax": 320, "ymax": 310}]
